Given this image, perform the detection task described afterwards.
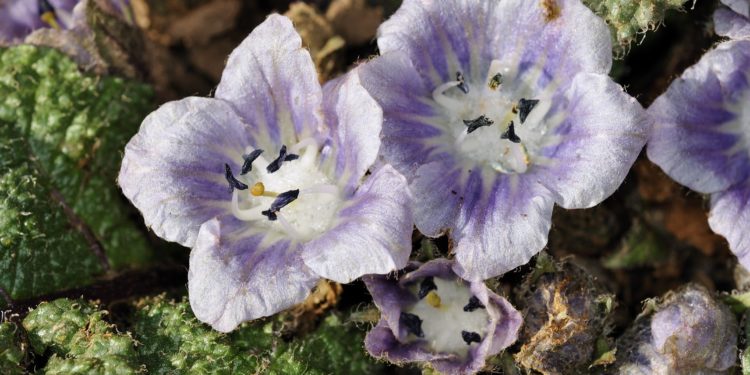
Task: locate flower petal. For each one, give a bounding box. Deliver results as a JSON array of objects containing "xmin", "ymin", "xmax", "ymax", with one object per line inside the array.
[
  {"xmin": 715, "ymin": 7, "xmax": 750, "ymax": 39},
  {"xmin": 647, "ymin": 40, "xmax": 750, "ymax": 194},
  {"xmin": 321, "ymin": 69, "xmax": 382, "ymax": 191},
  {"xmin": 535, "ymin": 73, "xmax": 648, "ymax": 209},
  {"xmin": 377, "ymin": 0, "xmax": 611, "ymax": 89},
  {"xmin": 709, "ymin": 183, "xmax": 750, "ymax": 268},
  {"xmin": 188, "ymin": 218, "xmax": 319, "ymax": 332},
  {"xmin": 215, "ymin": 14, "xmax": 323, "ymax": 149},
  {"xmin": 409, "ymin": 161, "xmax": 463, "ymax": 237},
  {"xmin": 452, "ymin": 176, "xmax": 555, "ymax": 281},
  {"xmin": 302, "ymin": 165, "xmax": 413, "ymax": 283},
  {"xmin": 118, "ymin": 97, "xmax": 251, "ymax": 247}
]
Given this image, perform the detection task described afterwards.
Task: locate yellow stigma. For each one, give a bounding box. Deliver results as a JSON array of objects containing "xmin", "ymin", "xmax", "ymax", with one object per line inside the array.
[
  {"xmin": 250, "ymin": 182, "xmax": 265, "ymax": 196},
  {"xmin": 425, "ymin": 290, "xmax": 442, "ymax": 308},
  {"xmin": 41, "ymin": 12, "xmax": 61, "ymax": 30}
]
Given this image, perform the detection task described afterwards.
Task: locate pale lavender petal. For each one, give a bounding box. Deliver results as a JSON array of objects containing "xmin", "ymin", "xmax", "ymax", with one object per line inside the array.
[
  {"xmin": 321, "ymin": 69, "xmax": 382, "ymax": 192},
  {"xmin": 709, "ymin": 183, "xmax": 750, "ymax": 268},
  {"xmin": 1, "ymin": 0, "xmax": 45, "ymax": 42},
  {"xmin": 452, "ymin": 175, "xmax": 556, "ymax": 281},
  {"xmin": 535, "ymin": 73, "xmax": 648, "ymax": 209},
  {"xmin": 410, "ymin": 161, "xmax": 463, "ymax": 237},
  {"xmin": 215, "ymin": 14, "xmax": 324, "ymax": 150},
  {"xmin": 715, "ymin": 7, "xmax": 750, "ymax": 39},
  {"xmin": 302, "ymin": 165, "xmax": 413, "ymax": 283},
  {"xmin": 723, "ymin": 0, "xmax": 750, "ymax": 17},
  {"xmin": 648, "ymin": 40, "xmax": 750, "ymax": 194},
  {"xmin": 377, "ymin": 0, "xmax": 611, "ymax": 90},
  {"xmin": 188, "ymin": 218, "xmax": 319, "ymax": 332},
  {"xmin": 118, "ymin": 97, "xmax": 252, "ymax": 247}
]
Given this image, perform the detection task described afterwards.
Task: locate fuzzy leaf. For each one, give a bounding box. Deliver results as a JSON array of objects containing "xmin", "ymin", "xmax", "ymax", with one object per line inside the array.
[{"xmin": 0, "ymin": 45, "xmax": 154, "ymax": 303}]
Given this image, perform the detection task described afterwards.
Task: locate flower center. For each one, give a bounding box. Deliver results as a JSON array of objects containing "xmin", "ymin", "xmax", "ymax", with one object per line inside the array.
[
  {"xmin": 225, "ymin": 138, "xmax": 343, "ymax": 242},
  {"xmin": 431, "ymin": 59, "xmax": 559, "ymax": 174},
  {"xmin": 400, "ymin": 277, "xmax": 490, "ymax": 357}
]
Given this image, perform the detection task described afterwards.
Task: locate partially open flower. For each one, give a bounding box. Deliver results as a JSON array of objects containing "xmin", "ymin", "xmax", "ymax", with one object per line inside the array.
[
  {"xmin": 715, "ymin": 0, "xmax": 750, "ymax": 39},
  {"xmin": 119, "ymin": 15, "xmax": 413, "ymax": 332},
  {"xmin": 647, "ymin": 39, "xmax": 750, "ymax": 270},
  {"xmin": 363, "ymin": 259, "xmax": 522, "ymax": 374},
  {"xmin": 359, "ymin": 0, "xmax": 648, "ymax": 281},
  {"xmin": 615, "ymin": 284, "xmax": 738, "ymax": 374},
  {"xmin": 0, "ymin": 0, "xmax": 80, "ymax": 42}
]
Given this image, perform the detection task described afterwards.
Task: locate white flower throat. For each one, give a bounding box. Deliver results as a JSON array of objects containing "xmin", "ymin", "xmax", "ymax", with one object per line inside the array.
[
  {"xmin": 432, "ymin": 59, "xmax": 561, "ymax": 174},
  {"xmin": 400, "ymin": 277, "xmax": 490, "ymax": 357},
  {"xmin": 225, "ymin": 138, "xmax": 343, "ymax": 241}
]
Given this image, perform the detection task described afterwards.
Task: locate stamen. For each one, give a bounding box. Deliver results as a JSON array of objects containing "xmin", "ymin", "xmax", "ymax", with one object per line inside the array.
[
  {"xmin": 456, "ymin": 72, "xmax": 469, "ymax": 94},
  {"xmin": 261, "ymin": 189, "xmax": 300, "ymax": 221},
  {"xmin": 489, "ymin": 73, "xmax": 503, "ymax": 90},
  {"xmin": 418, "ymin": 277, "xmax": 438, "ymax": 299},
  {"xmin": 500, "ymin": 121, "xmax": 521, "ymax": 143},
  {"xmin": 463, "ymin": 115, "xmax": 494, "ymax": 134},
  {"xmin": 225, "ymin": 164, "xmax": 248, "ymax": 191},
  {"xmin": 267, "ymin": 145, "xmax": 297, "ymax": 173},
  {"xmin": 39, "ymin": 0, "xmax": 60, "ymax": 29},
  {"xmin": 425, "ymin": 290, "xmax": 442, "ymax": 308},
  {"xmin": 463, "ymin": 296, "xmax": 485, "ymax": 312},
  {"xmin": 400, "ymin": 312, "xmax": 424, "ymax": 338},
  {"xmin": 518, "ymin": 98, "xmax": 540, "ymax": 124},
  {"xmin": 240, "ymin": 149, "xmax": 264, "ymax": 175},
  {"xmin": 461, "ymin": 331, "xmax": 481, "ymax": 345}
]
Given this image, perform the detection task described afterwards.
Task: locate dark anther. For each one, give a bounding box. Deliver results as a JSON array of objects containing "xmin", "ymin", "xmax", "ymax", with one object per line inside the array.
[
  {"xmin": 518, "ymin": 98, "xmax": 540, "ymax": 124},
  {"xmin": 456, "ymin": 72, "xmax": 469, "ymax": 94},
  {"xmin": 240, "ymin": 149, "xmax": 264, "ymax": 175},
  {"xmin": 463, "ymin": 115, "xmax": 494, "ymax": 134},
  {"xmin": 463, "ymin": 296, "xmax": 486, "ymax": 312},
  {"xmin": 418, "ymin": 277, "xmax": 438, "ymax": 299},
  {"xmin": 225, "ymin": 164, "xmax": 248, "ymax": 191},
  {"xmin": 267, "ymin": 145, "xmax": 297, "ymax": 173},
  {"xmin": 489, "ymin": 73, "xmax": 503, "ymax": 90},
  {"xmin": 500, "ymin": 121, "xmax": 521, "ymax": 143},
  {"xmin": 461, "ymin": 331, "xmax": 482, "ymax": 345},
  {"xmin": 261, "ymin": 189, "xmax": 300, "ymax": 221},
  {"xmin": 400, "ymin": 312, "xmax": 424, "ymax": 338}
]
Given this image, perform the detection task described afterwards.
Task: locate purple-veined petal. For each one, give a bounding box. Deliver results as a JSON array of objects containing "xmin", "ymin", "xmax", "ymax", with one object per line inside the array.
[
  {"xmin": 321, "ymin": 69, "xmax": 382, "ymax": 192},
  {"xmin": 709, "ymin": 183, "xmax": 750, "ymax": 268},
  {"xmin": 377, "ymin": 0, "xmax": 611, "ymax": 90},
  {"xmin": 715, "ymin": 7, "xmax": 750, "ymax": 39},
  {"xmin": 358, "ymin": 51, "xmax": 443, "ymax": 176},
  {"xmin": 723, "ymin": 0, "xmax": 750, "ymax": 17},
  {"xmin": 188, "ymin": 218, "xmax": 319, "ymax": 332},
  {"xmin": 118, "ymin": 97, "xmax": 253, "ymax": 247},
  {"xmin": 410, "ymin": 161, "xmax": 463, "ymax": 237},
  {"xmin": 302, "ymin": 165, "xmax": 413, "ymax": 283},
  {"xmin": 535, "ymin": 73, "xmax": 648, "ymax": 209},
  {"xmin": 647, "ymin": 40, "xmax": 750, "ymax": 194},
  {"xmin": 215, "ymin": 14, "xmax": 324, "ymax": 150},
  {"xmin": 452, "ymin": 175, "xmax": 555, "ymax": 281}
]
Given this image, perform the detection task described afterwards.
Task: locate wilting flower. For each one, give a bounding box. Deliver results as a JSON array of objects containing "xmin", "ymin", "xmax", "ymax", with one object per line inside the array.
[
  {"xmin": 647, "ymin": 39, "xmax": 750, "ymax": 269},
  {"xmin": 615, "ymin": 284, "xmax": 737, "ymax": 374},
  {"xmin": 119, "ymin": 15, "xmax": 413, "ymax": 332},
  {"xmin": 363, "ymin": 259, "xmax": 522, "ymax": 374},
  {"xmin": 0, "ymin": 0, "xmax": 81, "ymax": 42},
  {"xmin": 359, "ymin": 0, "xmax": 648, "ymax": 281},
  {"xmin": 715, "ymin": 0, "xmax": 750, "ymax": 39}
]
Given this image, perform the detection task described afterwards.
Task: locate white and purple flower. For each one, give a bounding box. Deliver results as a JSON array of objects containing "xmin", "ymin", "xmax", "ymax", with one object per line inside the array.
[
  {"xmin": 118, "ymin": 15, "xmax": 413, "ymax": 332},
  {"xmin": 363, "ymin": 259, "xmax": 522, "ymax": 374},
  {"xmin": 1, "ymin": 0, "xmax": 81, "ymax": 42},
  {"xmin": 647, "ymin": 37, "xmax": 750, "ymax": 271},
  {"xmin": 358, "ymin": 0, "xmax": 648, "ymax": 281}
]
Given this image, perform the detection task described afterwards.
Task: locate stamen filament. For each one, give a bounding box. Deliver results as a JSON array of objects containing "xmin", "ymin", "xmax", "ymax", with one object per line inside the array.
[{"xmin": 231, "ymin": 191, "xmax": 266, "ymax": 221}]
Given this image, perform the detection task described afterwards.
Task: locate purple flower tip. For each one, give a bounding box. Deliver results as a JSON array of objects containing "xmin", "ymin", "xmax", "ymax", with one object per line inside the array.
[
  {"xmin": 647, "ymin": 39, "xmax": 750, "ymax": 271},
  {"xmin": 119, "ymin": 14, "xmax": 413, "ymax": 332},
  {"xmin": 359, "ymin": 0, "xmax": 649, "ymax": 281},
  {"xmin": 363, "ymin": 259, "xmax": 522, "ymax": 374},
  {"xmin": 616, "ymin": 284, "xmax": 738, "ymax": 374}
]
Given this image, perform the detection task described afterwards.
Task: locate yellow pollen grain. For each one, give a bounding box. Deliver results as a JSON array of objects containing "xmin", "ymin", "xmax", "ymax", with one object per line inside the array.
[
  {"xmin": 250, "ymin": 182, "xmax": 265, "ymax": 196},
  {"xmin": 41, "ymin": 12, "xmax": 61, "ymax": 30},
  {"xmin": 425, "ymin": 290, "xmax": 442, "ymax": 308}
]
